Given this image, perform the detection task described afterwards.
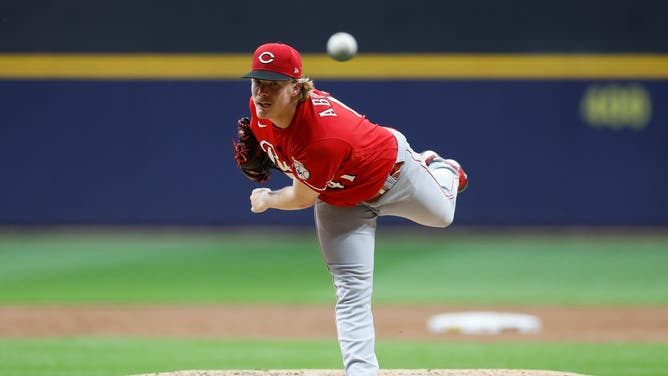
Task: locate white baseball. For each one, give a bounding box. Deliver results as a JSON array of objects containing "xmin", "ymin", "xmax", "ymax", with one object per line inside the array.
[{"xmin": 327, "ymin": 32, "xmax": 358, "ymax": 62}]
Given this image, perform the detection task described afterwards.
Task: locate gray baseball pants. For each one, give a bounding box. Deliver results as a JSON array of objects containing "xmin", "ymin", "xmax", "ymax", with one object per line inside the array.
[{"xmin": 314, "ymin": 129, "xmax": 459, "ymax": 376}]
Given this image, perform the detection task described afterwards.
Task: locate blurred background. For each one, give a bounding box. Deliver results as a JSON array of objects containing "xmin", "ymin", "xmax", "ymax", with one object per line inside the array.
[
  {"xmin": 1, "ymin": 0, "xmax": 666, "ymax": 228},
  {"xmin": 1, "ymin": 2, "xmax": 668, "ymax": 375}
]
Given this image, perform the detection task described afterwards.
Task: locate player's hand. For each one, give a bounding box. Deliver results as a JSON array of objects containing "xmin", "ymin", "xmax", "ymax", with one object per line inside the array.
[
  {"xmin": 233, "ymin": 117, "xmax": 273, "ymax": 183},
  {"xmin": 250, "ymin": 187, "xmax": 271, "ymax": 213}
]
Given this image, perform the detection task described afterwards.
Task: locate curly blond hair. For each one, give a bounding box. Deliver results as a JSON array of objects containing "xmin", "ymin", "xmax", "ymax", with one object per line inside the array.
[{"xmin": 296, "ymin": 77, "xmax": 314, "ymax": 102}]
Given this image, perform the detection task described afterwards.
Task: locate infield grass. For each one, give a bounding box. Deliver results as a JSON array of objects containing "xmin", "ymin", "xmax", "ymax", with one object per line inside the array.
[
  {"xmin": 0, "ymin": 230, "xmax": 667, "ymax": 304},
  {"xmin": 0, "ymin": 338, "xmax": 666, "ymax": 376}
]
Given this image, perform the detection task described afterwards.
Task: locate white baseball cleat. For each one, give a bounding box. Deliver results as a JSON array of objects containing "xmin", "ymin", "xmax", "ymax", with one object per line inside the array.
[{"xmin": 421, "ymin": 150, "xmax": 468, "ymax": 193}]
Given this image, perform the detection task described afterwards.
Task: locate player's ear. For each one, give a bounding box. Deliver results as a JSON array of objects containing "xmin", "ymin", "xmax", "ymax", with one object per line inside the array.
[{"xmin": 291, "ymin": 80, "xmax": 301, "ymax": 96}]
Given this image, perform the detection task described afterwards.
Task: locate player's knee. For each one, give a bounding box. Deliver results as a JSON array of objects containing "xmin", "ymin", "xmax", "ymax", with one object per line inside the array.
[
  {"xmin": 429, "ymin": 204, "xmax": 455, "ymax": 228},
  {"xmin": 435, "ymin": 211, "xmax": 454, "ymax": 228}
]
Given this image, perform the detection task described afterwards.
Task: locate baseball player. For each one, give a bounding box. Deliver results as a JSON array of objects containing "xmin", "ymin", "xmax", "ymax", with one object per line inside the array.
[{"xmin": 233, "ymin": 42, "xmax": 467, "ymax": 376}]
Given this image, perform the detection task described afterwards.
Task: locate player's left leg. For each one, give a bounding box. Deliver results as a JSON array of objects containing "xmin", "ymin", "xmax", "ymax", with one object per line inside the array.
[
  {"xmin": 314, "ymin": 201, "xmax": 379, "ymax": 376},
  {"xmin": 370, "ymin": 130, "xmax": 461, "ymax": 227},
  {"xmin": 421, "ymin": 150, "xmax": 468, "ymax": 194}
]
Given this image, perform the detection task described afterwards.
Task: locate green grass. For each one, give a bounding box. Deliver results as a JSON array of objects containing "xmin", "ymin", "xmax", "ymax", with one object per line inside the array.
[
  {"xmin": 0, "ymin": 232, "xmax": 330, "ymax": 303},
  {"xmin": 1, "ymin": 230, "xmax": 667, "ymax": 376},
  {"xmin": 373, "ymin": 232, "xmax": 668, "ymax": 304},
  {"xmin": 0, "ymin": 338, "xmax": 666, "ymax": 376},
  {"xmin": 0, "ymin": 231, "xmax": 666, "ymax": 304}
]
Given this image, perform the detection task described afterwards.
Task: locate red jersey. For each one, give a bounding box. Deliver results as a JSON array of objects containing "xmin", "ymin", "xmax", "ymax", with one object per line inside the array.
[{"xmin": 248, "ymin": 89, "xmax": 397, "ymax": 207}]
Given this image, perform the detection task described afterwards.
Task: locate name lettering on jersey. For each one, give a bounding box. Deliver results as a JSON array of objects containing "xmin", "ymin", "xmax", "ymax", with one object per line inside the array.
[
  {"xmin": 311, "ymin": 98, "xmax": 331, "ymax": 106},
  {"xmin": 311, "ymin": 94, "xmax": 337, "ymax": 117},
  {"xmin": 260, "ymin": 140, "xmax": 290, "ymax": 172},
  {"xmin": 293, "ymin": 160, "xmax": 311, "ymax": 180},
  {"xmin": 310, "ymin": 93, "xmax": 363, "ymax": 118},
  {"xmin": 319, "ymin": 108, "xmax": 337, "ymax": 117}
]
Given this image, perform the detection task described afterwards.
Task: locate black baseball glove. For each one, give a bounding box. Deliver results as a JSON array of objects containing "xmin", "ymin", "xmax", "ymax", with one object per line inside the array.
[{"xmin": 232, "ymin": 117, "xmax": 273, "ymax": 183}]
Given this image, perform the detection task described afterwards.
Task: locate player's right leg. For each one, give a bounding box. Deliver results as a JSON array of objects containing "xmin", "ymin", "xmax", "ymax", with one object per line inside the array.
[{"xmin": 314, "ymin": 201, "xmax": 379, "ymax": 376}]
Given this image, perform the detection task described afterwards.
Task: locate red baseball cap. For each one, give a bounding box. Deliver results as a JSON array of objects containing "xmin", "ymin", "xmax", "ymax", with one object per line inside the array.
[{"xmin": 241, "ymin": 43, "xmax": 302, "ymax": 81}]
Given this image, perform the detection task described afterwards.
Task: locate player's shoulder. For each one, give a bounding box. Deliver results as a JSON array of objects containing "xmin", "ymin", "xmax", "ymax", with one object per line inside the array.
[{"xmin": 310, "ymin": 88, "xmax": 331, "ymax": 97}]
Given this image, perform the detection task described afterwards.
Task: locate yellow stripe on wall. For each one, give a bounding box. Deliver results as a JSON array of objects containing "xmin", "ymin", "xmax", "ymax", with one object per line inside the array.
[
  {"xmin": 0, "ymin": 54, "xmax": 667, "ymax": 79},
  {"xmin": 0, "ymin": 54, "xmax": 250, "ymax": 79}
]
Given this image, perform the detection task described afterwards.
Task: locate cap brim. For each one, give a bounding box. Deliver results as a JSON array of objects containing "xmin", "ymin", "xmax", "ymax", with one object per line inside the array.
[{"xmin": 241, "ymin": 70, "xmax": 292, "ymax": 81}]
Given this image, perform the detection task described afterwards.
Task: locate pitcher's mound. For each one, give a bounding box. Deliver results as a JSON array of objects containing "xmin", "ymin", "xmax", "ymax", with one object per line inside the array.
[{"xmin": 134, "ymin": 369, "xmax": 589, "ymax": 376}]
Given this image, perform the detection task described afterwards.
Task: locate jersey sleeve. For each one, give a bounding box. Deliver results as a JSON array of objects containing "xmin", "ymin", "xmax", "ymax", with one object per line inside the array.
[{"xmin": 292, "ymin": 138, "xmax": 351, "ymax": 191}]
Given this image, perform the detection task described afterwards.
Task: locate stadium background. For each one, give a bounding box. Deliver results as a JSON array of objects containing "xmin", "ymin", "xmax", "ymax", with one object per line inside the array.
[
  {"xmin": 1, "ymin": 1, "xmax": 668, "ymax": 375},
  {"xmin": 1, "ymin": 0, "xmax": 667, "ymax": 226}
]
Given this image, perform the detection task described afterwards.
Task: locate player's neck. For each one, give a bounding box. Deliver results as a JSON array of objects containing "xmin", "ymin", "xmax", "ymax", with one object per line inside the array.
[{"xmin": 270, "ymin": 102, "xmax": 298, "ymax": 129}]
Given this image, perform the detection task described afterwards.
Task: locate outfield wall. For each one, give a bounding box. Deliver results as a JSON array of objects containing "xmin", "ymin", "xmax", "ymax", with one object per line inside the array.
[
  {"xmin": 1, "ymin": 0, "xmax": 666, "ymax": 226},
  {"xmin": 1, "ymin": 77, "xmax": 666, "ymax": 226}
]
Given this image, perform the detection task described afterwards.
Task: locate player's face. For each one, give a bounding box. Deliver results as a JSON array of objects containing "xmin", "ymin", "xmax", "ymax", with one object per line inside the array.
[{"xmin": 251, "ymin": 79, "xmax": 297, "ymax": 119}]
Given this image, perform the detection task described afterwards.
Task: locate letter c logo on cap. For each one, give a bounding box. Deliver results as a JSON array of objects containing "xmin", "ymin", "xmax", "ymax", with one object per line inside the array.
[{"xmin": 259, "ymin": 52, "xmax": 275, "ymax": 64}]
